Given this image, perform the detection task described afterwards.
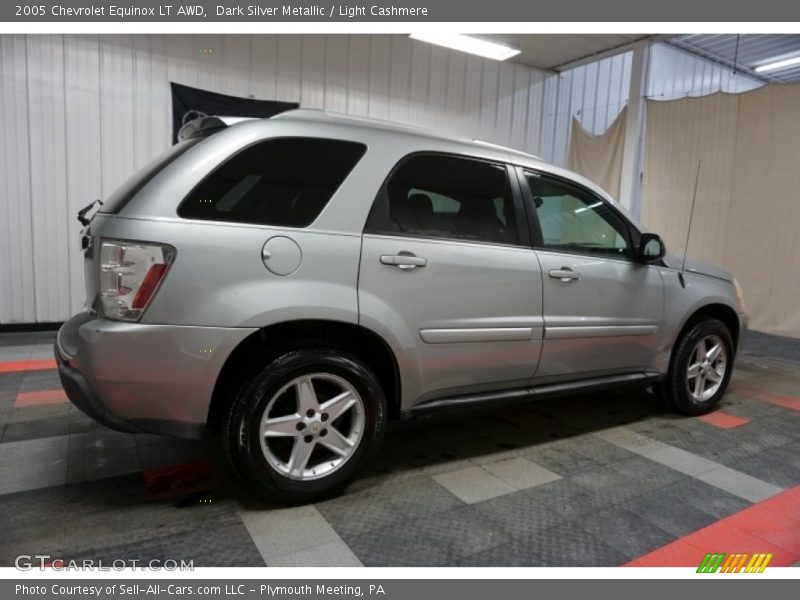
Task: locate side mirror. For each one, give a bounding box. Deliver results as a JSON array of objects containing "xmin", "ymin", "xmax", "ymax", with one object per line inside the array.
[{"xmin": 639, "ymin": 233, "xmax": 665, "ymax": 263}]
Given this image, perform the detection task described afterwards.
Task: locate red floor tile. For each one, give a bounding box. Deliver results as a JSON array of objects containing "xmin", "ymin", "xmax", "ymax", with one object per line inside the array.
[
  {"xmin": 696, "ymin": 411, "xmax": 750, "ymax": 429},
  {"xmin": 0, "ymin": 358, "xmax": 57, "ymax": 373},
  {"xmin": 727, "ymin": 505, "xmax": 800, "ymax": 555},
  {"xmin": 629, "ymin": 539, "xmax": 709, "ymax": 567},
  {"xmin": 14, "ymin": 389, "xmax": 68, "ymax": 407},
  {"xmin": 736, "ymin": 385, "xmax": 800, "ymax": 412},
  {"xmin": 627, "ymin": 485, "xmax": 800, "ymax": 568},
  {"xmin": 761, "ymin": 393, "xmax": 800, "ymax": 413}
]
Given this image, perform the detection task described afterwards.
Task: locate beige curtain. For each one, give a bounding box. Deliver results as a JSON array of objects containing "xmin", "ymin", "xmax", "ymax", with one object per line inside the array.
[
  {"xmin": 567, "ymin": 107, "xmax": 627, "ymax": 198},
  {"xmin": 642, "ymin": 85, "xmax": 800, "ymax": 338}
]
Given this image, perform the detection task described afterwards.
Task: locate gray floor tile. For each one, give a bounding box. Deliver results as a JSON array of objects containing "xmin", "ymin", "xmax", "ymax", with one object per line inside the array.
[
  {"xmin": 369, "ymin": 474, "xmax": 465, "ymax": 519},
  {"xmin": 471, "ymin": 490, "xmax": 566, "ymax": 538},
  {"xmin": 659, "ymin": 478, "xmax": 751, "ymax": 519},
  {"xmin": 159, "ymin": 518, "xmax": 264, "ymax": 567},
  {"xmin": 520, "ymin": 444, "xmax": 602, "ymax": 475},
  {"xmin": 578, "ymin": 506, "xmax": 677, "ymax": 559},
  {"xmin": 454, "ymin": 540, "xmax": 548, "ymax": 566},
  {"xmin": 622, "ymin": 491, "xmax": 719, "ymax": 537},
  {"xmin": 66, "ymin": 536, "xmax": 165, "ymax": 564},
  {"xmin": 346, "ymin": 505, "xmax": 506, "ymax": 567},
  {"xmin": 570, "ymin": 436, "xmax": 638, "ymax": 465},
  {"xmin": 316, "ymin": 487, "xmax": 411, "ymax": 539},
  {"xmin": 516, "ymin": 521, "xmax": 629, "ymax": 566},
  {"xmin": 523, "ymin": 478, "xmax": 616, "ymax": 519},
  {"xmin": 1, "ymin": 415, "xmax": 70, "ymax": 443},
  {"xmin": 1, "ymin": 517, "xmax": 66, "ymax": 566},
  {"xmin": 570, "ymin": 464, "xmax": 658, "ymax": 504}
]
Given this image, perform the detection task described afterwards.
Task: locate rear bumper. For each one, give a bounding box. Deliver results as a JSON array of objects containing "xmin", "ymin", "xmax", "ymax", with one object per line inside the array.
[
  {"xmin": 56, "ymin": 312, "xmax": 257, "ymax": 438},
  {"xmin": 56, "ymin": 346, "xmax": 143, "ymax": 434}
]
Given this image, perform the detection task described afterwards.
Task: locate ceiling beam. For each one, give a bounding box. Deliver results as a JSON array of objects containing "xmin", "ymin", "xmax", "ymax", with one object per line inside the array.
[{"xmin": 552, "ymin": 34, "xmax": 672, "ymax": 72}]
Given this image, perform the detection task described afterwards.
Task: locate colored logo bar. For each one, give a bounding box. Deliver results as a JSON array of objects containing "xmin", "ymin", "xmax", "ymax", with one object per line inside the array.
[{"xmin": 697, "ymin": 553, "xmax": 772, "ymax": 573}]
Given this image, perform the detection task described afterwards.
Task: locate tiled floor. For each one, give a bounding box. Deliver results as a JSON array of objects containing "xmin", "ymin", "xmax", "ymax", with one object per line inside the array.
[{"xmin": 0, "ymin": 329, "xmax": 798, "ymax": 567}]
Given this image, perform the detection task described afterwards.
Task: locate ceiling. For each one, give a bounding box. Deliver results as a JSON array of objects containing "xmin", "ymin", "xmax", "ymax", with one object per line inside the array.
[
  {"xmin": 670, "ymin": 34, "xmax": 800, "ymax": 83},
  {"xmin": 482, "ymin": 34, "xmax": 648, "ymax": 71},
  {"xmin": 480, "ymin": 34, "xmax": 800, "ymax": 84}
]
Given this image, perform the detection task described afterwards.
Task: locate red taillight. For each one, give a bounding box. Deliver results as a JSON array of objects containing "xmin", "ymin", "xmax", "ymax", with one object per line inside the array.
[
  {"xmin": 132, "ymin": 263, "xmax": 168, "ymax": 310},
  {"xmin": 100, "ymin": 240, "xmax": 175, "ymax": 321}
]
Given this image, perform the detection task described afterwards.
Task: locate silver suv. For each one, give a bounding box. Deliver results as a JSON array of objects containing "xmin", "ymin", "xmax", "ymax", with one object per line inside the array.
[{"xmin": 57, "ymin": 110, "xmax": 747, "ymax": 503}]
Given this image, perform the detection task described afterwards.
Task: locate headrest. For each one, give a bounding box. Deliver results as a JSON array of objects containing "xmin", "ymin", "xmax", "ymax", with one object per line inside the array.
[{"xmin": 407, "ymin": 193, "xmax": 433, "ymax": 215}]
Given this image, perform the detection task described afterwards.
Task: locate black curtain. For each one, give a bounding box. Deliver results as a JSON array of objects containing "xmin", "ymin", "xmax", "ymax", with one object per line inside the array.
[{"xmin": 170, "ymin": 82, "xmax": 299, "ymax": 144}]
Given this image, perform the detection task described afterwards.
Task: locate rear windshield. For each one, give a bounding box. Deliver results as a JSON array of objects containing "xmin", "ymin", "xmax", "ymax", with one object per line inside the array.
[
  {"xmin": 177, "ymin": 138, "xmax": 367, "ymax": 228},
  {"xmin": 101, "ymin": 137, "xmax": 204, "ymax": 214}
]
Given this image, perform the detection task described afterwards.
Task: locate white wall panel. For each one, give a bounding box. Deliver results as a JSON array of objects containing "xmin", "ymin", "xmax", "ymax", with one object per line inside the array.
[
  {"xmin": 26, "ymin": 35, "xmax": 71, "ymax": 322},
  {"xmin": 0, "ymin": 35, "xmax": 36, "ymax": 323},
  {"xmin": 366, "ymin": 35, "xmax": 391, "ymax": 121},
  {"xmin": 1, "ymin": 33, "xmax": 577, "ymax": 324},
  {"xmin": 64, "ymin": 35, "xmax": 103, "ymax": 316}
]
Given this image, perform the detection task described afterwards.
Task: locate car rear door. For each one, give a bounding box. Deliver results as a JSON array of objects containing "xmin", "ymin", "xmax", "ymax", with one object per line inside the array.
[
  {"xmin": 518, "ymin": 168, "xmax": 664, "ymax": 382},
  {"xmin": 358, "ymin": 153, "xmax": 544, "ymax": 408}
]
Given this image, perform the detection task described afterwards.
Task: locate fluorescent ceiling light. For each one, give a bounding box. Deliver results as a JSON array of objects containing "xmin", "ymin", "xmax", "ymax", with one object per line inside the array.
[
  {"xmin": 409, "ymin": 33, "xmax": 520, "ymax": 61},
  {"xmin": 754, "ymin": 54, "xmax": 800, "ymax": 73}
]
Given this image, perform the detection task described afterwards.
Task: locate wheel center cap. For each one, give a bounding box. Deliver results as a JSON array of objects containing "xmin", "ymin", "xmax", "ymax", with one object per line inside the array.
[{"xmin": 308, "ymin": 421, "xmax": 322, "ymax": 435}]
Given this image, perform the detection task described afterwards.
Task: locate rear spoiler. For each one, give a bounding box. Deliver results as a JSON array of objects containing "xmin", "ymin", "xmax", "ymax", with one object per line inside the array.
[{"xmin": 177, "ymin": 116, "xmax": 255, "ymax": 142}]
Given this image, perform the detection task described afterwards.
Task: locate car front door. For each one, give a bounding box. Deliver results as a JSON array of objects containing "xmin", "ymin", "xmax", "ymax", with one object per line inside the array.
[
  {"xmin": 518, "ymin": 168, "xmax": 664, "ymax": 382},
  {"xmin": 358, "ymin": 153, "xmax": 544, "ymax": 409}
]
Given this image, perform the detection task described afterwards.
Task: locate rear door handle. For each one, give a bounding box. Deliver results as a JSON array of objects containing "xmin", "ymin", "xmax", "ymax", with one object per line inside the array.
[
  {"xmin": 380, "ymin": 254, "xmax": 427, "ymax": 270},
  {"xmin": 549, "ymin": 268, "xmax": 580, "ymax": 281}
]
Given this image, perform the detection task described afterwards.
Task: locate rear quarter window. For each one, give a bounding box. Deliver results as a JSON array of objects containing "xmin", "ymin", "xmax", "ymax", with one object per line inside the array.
[{"xmin": 178, "ymin": 137, "xmax": 367, "ymax": 227}]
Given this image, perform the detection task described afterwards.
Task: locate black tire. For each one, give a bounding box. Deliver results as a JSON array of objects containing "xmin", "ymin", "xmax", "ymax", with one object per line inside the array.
[
  {"xmin": 654, "ymin": 318, "xmax": 734, "ymax": 416},
  {"xmin": 223, "ymin": 348, "xmax": 386, "ymax": 504}
]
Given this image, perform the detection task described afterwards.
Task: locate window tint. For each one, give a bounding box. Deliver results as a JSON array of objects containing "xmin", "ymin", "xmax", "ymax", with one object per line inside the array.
[
  {"xmin": 178, "ymin": 138, "xmax": 366, "ymax": 227},
  {"xmin": 365, "ymin": 154, "xmax": 518, "ymax": 245},
  {"xmin": 102, "ymin": 137, "xmax": 204, "ymax": 214},
  {"xmin": 525, "ymin": 172, "xmax": 630, "ymax": 258}
]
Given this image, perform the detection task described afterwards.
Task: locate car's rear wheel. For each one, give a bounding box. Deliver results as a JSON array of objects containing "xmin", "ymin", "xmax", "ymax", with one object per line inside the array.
[
  {"xmin": 654, "ymin": 318, "xmax": 734, "ymax": 415},
  {"xmin": 223, "ymin": 348, "xmax": 386, "ymax": 503}
]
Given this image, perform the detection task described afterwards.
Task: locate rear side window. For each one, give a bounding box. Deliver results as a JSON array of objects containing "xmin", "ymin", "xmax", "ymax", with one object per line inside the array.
[
  {"xmin": 178, "ymin": 138, "xmax": 366, "ymax": 227},
  {"xmin": 102, "ymin": 137, "xmax": 204, "ymax": 214},
  {"xmin": 365, "ymin": 154, "xmax": 519, "ymax": 246}
]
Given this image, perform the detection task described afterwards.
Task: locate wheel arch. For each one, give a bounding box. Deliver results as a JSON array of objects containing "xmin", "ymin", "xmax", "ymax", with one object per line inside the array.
[
  {"xmin": 206, "ymin": 319, "xmax": 402, "ymax": 429},
  {"xmin": 676, "ymin": 302, "xmax": 741, "ymax": 352}
]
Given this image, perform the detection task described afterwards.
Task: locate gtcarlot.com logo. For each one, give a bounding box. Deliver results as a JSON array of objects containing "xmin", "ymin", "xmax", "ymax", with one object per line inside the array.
[
  {"xmin": 15, "ymin": 555, "xmax": 194, "ymax": 571},
  {"xmin": 697, "ymin": 552, "xmax": 773, "ymax": 573}
]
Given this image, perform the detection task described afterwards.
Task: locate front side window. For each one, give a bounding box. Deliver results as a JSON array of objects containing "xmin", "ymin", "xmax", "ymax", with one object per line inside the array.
[
  {"xmin": 365, "ymin": 154, "xmax": 519, "ymax": 246},
  {"xmin": 524, "ymin": 171, "xmax": 630, "ymax": 258},
  {"xmin": 178, "ymin": 138, "xmax": 366, "ymax": 227}
]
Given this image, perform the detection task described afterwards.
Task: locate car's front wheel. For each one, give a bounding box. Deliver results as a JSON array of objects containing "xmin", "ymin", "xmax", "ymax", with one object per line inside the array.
[
  {"xmin": 654, "ymin": 317, "xmax": 734, "ymax": 415},
  {"xmin": 223, "ymin": 348, "xmax": 386, "ymax": 503}
]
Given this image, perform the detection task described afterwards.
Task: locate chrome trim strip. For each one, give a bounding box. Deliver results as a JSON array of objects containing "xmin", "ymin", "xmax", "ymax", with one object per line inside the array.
[
  {"xmin": 419, "ymin": 327, "xmax": 535, "ymax": 344},
  {"xmin": 545, "ymin": 325, "xmax": 657, "ymax": 340}
]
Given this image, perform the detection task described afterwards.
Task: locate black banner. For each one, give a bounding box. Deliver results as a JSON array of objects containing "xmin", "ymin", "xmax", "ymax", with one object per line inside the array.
[{"xmin": 171, "ymin": 81, "xmax": 298, "ymax": 143}]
